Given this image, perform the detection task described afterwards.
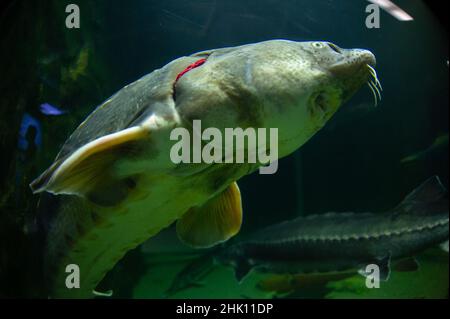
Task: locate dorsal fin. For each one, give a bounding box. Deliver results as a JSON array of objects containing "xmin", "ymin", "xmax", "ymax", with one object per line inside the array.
[{"xmin": 401, "ymin": 176, "xmax": 447, "ymax": 204}]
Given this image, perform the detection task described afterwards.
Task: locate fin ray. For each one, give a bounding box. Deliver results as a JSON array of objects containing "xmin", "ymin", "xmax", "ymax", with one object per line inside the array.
[{"xmin": 177, "ymin": 182, "xmax": 243, "ymax": 248}]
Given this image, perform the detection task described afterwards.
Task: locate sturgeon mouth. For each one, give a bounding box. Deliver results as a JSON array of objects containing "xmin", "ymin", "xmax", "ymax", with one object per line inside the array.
[{"xmin": 330, "ymin": 61, "xmax": 382, "ymax": 107}]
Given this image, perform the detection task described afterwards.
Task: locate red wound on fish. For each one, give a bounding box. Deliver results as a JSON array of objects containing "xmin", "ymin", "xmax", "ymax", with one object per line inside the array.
[{"xmin": 175, "ymin": 58, "xmax": 207, "ymax": 84}]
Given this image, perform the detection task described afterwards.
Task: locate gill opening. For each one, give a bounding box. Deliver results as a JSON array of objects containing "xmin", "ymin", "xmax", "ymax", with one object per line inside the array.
[
  {"xmin": 366, "ymin": 64, "xmax": 383, "ymax": 107},
  {"xmin": 172, "ymin": 58, "xmax": 208, "ymax": 102}
]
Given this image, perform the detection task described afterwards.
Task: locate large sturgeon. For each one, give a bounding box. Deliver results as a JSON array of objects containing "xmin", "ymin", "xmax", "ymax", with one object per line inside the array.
[
  {"xmin": 30, "ymin": 40, "xmax": 378, "ymax": 298},
  {"xmin": 218, "ymin": 176, "xmax": 449, "ymax": 282}
]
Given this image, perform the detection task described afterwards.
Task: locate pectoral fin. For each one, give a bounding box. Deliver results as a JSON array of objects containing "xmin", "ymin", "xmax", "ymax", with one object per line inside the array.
[
  {"xmin": 30, "ymin": 126, "xmax": 148, "ymax": 206},
  {"xmin": 176, "ymin": 182, "xmax": 242, "ymax": 248}
]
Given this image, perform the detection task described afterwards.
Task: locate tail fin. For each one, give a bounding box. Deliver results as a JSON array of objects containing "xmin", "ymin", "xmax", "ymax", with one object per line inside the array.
[{"xmin": 401, "ymin": 176, "xmax": 447, "ymax": 205}]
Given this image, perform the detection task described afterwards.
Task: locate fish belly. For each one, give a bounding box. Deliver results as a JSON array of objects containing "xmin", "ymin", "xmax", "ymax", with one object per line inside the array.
[{"xmin": 44, "ymin": 174, "xmax": 206, "ymax": 298}]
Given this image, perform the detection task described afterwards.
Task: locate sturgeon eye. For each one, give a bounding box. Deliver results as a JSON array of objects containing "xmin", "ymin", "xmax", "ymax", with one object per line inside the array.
[
  {"xmin": 328, "ymin": 43, "xmax": 342, "ymax": 54},
  {"xmin": 313, "ymin": 42, "xmax": 324, "ymax": 48}
]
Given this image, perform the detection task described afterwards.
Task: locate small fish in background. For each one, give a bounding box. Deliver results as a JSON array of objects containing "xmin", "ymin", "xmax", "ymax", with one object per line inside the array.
[
  {"xmin": 401, "ymin": 133, "xmax": 449, "ymax": 164},
  {"xmin": 17, "ymin": 113, "xmax": 42, "ymax": 152},
  {"xmin": 39, "ymin": 103, "xmax": 67, "ymax": 116},
  {"xmin": 15, "ymin": 113, "xmax": 43, "ymax": 233}
]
